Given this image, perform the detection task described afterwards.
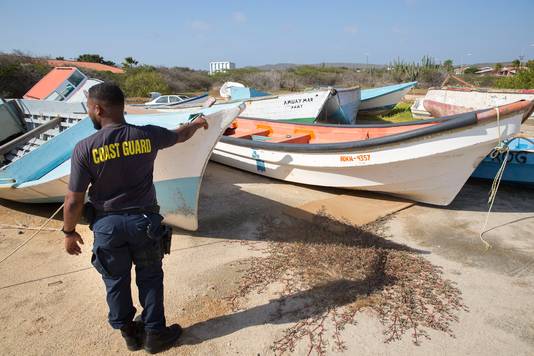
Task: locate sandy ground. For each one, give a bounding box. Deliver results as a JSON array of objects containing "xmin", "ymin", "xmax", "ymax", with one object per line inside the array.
[{"xmin": 0, "ymin": 162, "xmax": 533, "ymax": 355}]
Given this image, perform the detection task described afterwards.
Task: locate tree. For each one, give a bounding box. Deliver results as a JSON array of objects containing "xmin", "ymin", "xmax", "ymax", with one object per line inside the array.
[
  {"xmin": 122, "ymin": 57, "xmax": 139, "ymax": 68},
  {"xmin": 512, "ymin": 59, "xmax": 520, "ymax": 70},
  {"xmin": 55, "ymin": 56, "xmax": 65, "ymax": 60},
  {"xmin": 443, "ymin": 59, "xmax": 454, "ymax": 72},
  {"xmin": 494, "ymin": 63, "xmax": 502, "ymax": 72},
  {"xmin": 77, "ymin": 54, "xmax": 104, "ymax": 63},
  {"xmin": 76, "ymin": 53, "xmax": 116, "ymax": 66}
]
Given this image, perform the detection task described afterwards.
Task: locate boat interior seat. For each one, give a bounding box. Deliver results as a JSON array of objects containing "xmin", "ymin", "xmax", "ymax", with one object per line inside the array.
[
  {"xmin": 231, "ymin": 129, "xmax": 271, "ymax": 139},
  {"xmin": 268, "ymin": 133, "xmax": 312, "ymax": 144}
]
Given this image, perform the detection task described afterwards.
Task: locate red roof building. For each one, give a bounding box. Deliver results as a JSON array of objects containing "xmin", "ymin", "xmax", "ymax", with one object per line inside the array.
[{"xmin": 47, "ymin": 59, "xmax": 124, "ymax": 74}]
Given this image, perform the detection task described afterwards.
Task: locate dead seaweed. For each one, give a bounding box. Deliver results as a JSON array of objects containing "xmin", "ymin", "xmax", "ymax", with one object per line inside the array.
[{"xmin": 229, "ymin": 209, "xmax": 467, "ymax": 355}]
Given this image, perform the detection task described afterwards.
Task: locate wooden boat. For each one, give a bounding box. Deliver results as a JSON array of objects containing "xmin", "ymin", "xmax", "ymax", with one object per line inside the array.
[
  {"xmin": 159, "ymin": 87, "xmax": 361, "ymax": 125},
  {"xmin": 0, "ymin": 99, "xmax": 242, "ymax": 231},
  {"xmin": 359, "ymin": 82, "xmax": 417, "ymax": 115},
  {"xmin": 212, "ymin": 100, "xmax": 534, "ymax": 205},
  {"xmin": 411, "ymin": 87, "xmax": 534, "ymax": 119},
  {"xmin": 418, "ymin": 99, "xmax": 534, "ymax": 186}
]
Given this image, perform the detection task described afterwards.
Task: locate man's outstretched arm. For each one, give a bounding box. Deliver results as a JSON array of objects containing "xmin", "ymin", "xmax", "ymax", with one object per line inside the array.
[
  {"xmin": 63, "ymin": 190, "xmax": 86, "ymax": 255},
  {"xmin": 172, "ymin": 115, "xmax": 209, "ymax": 143}
]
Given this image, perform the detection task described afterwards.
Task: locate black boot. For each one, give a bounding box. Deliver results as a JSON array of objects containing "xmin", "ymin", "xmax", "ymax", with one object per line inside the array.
[
  {"xmin": 120, "ymin": 317, "xmax": 145, "ymax": 351},
  {"xmin": 144, "ymin": 324, "xmax": 182, "ymax": 354}
]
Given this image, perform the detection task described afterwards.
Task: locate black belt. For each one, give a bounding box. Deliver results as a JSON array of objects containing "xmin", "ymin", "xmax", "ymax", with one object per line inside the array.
[{"xmin": 96, "ymin": 206, "xmax": 159, "ymax": 217}]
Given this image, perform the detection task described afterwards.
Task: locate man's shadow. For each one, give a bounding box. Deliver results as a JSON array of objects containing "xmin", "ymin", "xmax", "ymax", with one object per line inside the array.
[{"xmin": 180, "ymin": 274, "xmax": 392, "ymax": 346}]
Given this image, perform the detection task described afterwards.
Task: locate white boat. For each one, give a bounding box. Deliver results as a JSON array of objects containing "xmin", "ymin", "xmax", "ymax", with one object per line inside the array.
[
  {"xmin": 212, "ymin": 101, "xmax": 534, "ymax": 205},
  {"xmin": 359, "ymin": 82, "xmax": 417, "ymax": 115},
  {"xmin": 411, "ymin": 87, "xmax": 534, "ymax": 119},
  {"xmin": 0, "ymin": 99, "xmax": 242, "ymax": 231},
  {"xmin": 159, "ymin": 87, "xmax": 361, "ymax": 124}
]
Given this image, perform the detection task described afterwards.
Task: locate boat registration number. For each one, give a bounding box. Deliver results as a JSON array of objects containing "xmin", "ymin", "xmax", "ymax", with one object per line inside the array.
[{"xmin": 340, "ymin": 154, "xmax": 371, "ymax": 162}]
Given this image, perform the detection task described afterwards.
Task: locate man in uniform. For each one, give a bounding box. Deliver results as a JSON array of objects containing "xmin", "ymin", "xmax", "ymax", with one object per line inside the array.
[{"xmin": 62, "ymin": 83, "xmax": 208, "ymax": 354}]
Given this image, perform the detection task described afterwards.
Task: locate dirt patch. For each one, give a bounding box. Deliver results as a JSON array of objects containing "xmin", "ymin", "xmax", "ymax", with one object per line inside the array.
[{"xmin": 229, "ymin": 210, "xmax": 466, "ymax": 355}]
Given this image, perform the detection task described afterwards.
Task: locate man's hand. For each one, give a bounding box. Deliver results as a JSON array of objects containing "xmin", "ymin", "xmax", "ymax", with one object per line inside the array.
[
  {"xmin": 64, "ymin": 232, "xmax": 84, "ymax": 255},
  {"xmin": 191, "ymin": 115, "xmax": 209, "ymax": 130}
]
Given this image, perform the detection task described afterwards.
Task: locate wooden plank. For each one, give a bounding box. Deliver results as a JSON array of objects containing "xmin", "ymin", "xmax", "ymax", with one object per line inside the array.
[{"xmin": 0, "ymin": 116, "xmax": 61, "ymax": 157}]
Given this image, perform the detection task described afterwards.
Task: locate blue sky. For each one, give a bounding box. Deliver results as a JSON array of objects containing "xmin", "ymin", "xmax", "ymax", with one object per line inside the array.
[{"xmin": 1, "ymin": 0, "xmax": 533, "ymax": 70}]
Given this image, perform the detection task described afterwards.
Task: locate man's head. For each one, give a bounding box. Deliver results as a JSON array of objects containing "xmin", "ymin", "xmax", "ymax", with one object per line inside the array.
[{"xmin": 87, "ymin": 83, "xmax": 125, "ymax": 130}]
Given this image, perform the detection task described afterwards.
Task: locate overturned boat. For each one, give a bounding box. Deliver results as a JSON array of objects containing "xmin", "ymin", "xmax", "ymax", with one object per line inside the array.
[
  {"xmin": 359, "ymin": 81, "xmax": 417, "ymax": 115},
  {"xmin": 212, "ymin": 100, "xmax": 534, "ymax": 205},
  {"xmin": 0, "ymin": 99, "xmax": 242, "ymax": 230},
  {"xmin": 411, "ymin": 87, "xmax": 534, "ymax": 119}
]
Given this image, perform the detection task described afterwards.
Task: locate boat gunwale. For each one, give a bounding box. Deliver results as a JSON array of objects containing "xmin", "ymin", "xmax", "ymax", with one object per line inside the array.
[
  {"xmin": 360, "ymin": 81, "xmax": 418, "ymax": 102},
  {"xmin": 427, "ymin": 86, "xmax": 534, "ymax": 95},
  {"xmin": 220, "ymin": 100, "xmax": 533, "ymax": 153}
]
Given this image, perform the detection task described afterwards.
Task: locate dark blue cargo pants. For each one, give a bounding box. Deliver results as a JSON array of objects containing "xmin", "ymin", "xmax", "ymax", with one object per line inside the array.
[{"xmin": 91, "ymin": 213, "xmax": 166, "ymax": 331}]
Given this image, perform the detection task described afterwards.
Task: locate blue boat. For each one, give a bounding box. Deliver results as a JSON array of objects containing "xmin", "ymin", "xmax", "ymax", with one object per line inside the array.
[
  {"xmin": 360, "ymin": 81, "xmax": 417, "ymax": 115},
  {"xmin": 471, "ymin": 137, "xmax": 534, "ymax": 186}
]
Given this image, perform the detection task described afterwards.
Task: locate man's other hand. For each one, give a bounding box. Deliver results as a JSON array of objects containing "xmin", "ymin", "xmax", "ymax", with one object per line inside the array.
[
  {"xmin": 192, "ymin": 115, "xmax": 209, "ymax": 130},
  {"xmin": 65, "ymin": 232, "xmax": 84, "ymax": 255}
]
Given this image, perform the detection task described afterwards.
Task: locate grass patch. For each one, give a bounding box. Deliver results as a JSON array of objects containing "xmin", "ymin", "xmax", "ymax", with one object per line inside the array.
[{"xmin": 358, "ymin": 102, "xmax": 418, "ymax": 123}]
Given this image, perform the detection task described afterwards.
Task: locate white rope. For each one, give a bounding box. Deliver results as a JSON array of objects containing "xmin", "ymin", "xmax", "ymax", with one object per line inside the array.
[
  {"xmin": 479, "ymin": 107, "xmax": 509, "ymax": 249},
  {"xmin": 0, "ymin": 203, "xmax": 64, "ymax": 265},
  {"xmin": 0, "ymin": 224, "xmax": 58, "ymax": 232}
]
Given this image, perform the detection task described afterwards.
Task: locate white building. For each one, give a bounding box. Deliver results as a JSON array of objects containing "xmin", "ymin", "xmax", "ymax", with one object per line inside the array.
[{"xmin": 209, "ymin": 61, "xmax": 235, "ymax": 75}]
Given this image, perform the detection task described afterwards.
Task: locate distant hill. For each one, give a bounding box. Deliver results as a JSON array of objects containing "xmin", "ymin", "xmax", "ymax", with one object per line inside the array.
[{"xmin": 251, "ymin": 62, "xmax": 386, "ymax": 70}]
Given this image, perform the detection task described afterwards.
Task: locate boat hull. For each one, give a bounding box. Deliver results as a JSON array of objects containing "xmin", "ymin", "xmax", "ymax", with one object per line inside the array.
[
  {"xmin": 239, "ymin": 89, "xmax": 333, "ymax": 123},
  {"xmin": 322, "ymin": 87, "xmax": 361, "ymax": 124},
  {"xmin": 0, "ymin": 105, "xmax": 242, "ymax": 231},
  {"xmin": 411, "ymin": 87, "xmax": 534, "ymax": 119},
  {"xmin": 360, "ymin": 82, "xmax": 417, "ymax": 115},
  {"xmin": 471, "ymin": 138, "xmax": 534, "ymax": 186},
  {"xmin": 212, "ymin": 113, "xmax": 524, "ymax": 205}
]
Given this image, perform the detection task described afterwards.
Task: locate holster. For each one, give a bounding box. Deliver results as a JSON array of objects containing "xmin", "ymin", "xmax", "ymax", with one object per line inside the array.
[
  {"xmin": 145, "ymin": 213, "xmax": 172, "ymax": 256},
  {"xmin": 83, "ymin": 202, "xmax": 97, "ymax": 230}
]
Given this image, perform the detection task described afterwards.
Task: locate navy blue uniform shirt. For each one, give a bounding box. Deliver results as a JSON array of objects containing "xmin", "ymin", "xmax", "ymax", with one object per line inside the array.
[{"xmin": 69, "ymin": 123, "xmax": 178, "ymax": 211}]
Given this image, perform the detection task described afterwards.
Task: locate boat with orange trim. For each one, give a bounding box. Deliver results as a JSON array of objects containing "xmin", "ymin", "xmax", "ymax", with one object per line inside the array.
[{"xmin": 212, "ymin": 100, "xmax": 534, "ymax": 205}]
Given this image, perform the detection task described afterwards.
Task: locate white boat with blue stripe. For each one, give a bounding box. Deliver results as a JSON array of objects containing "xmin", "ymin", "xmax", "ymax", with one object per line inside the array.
[{"xmin": 0, "ymin": 99, "xmax": 242, "ymax": 231}]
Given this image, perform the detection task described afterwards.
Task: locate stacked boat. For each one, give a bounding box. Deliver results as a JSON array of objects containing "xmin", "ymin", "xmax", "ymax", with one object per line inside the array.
[
  {"xmin": 0, "ymin": 99, "xmax": 242, "ymax": 230},
  {"xmin": 6, "ymin": 73, "xmax": 530, "ymax": 221}
]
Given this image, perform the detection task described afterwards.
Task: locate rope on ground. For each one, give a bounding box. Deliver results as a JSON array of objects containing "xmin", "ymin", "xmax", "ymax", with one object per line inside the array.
[
  {"xmin": 0, "ymin": 224, "xmax": 58, "ymax": 232},
  {"xmin": 479, "ymin": 107, "xmax": 509, "ymax": 249},
  {"xmin": 0, "ymin": 203, "xmax": 64, "ymax": 265}
]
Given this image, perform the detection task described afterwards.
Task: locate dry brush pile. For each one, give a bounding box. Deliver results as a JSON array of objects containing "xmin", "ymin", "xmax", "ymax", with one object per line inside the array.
[{"xmin": 229, "ymin": 211, "xmax": 467, "ymax": 355}]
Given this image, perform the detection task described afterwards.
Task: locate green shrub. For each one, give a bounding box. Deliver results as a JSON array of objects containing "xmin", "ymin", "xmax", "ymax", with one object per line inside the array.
[
  {"xmin": 495, "ymin": 67, "xmax": 534, "ymax": 89},
  {"xmin": 156, "ymin": 66, "xmax": 211, "ymax": 93},
  {"xmin": 0, "ymin": 52, "xmax": 51, "ymax": 98},
  {"xmin": 463, "ymin": 66, "xmax": 479, "ymax": 74},
  {"xmin": 122, "ymin": 67, "xmax": 169, "ymax": 97}
]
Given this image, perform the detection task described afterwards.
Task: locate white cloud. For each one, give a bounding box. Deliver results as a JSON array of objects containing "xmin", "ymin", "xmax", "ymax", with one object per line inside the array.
[
  {"xmin": 233, "ymin": 11, "xmax": 247, "ymax": 23},
  {"xmin": 344, "ymin": 25, "xmax": 358, "ymax": 34},
  {"xmin": 190, "ymin": 20, "xmax": 211, "ymax": 31}
]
